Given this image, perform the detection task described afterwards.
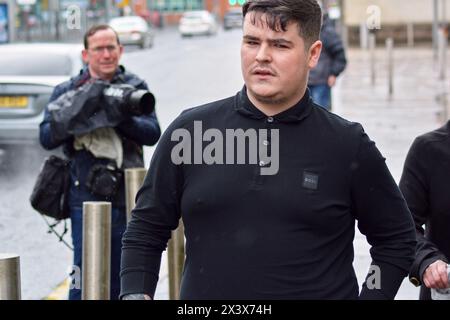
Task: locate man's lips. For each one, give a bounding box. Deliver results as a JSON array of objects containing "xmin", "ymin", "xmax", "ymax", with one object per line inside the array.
[{"xmin": 252, "ymin": 67, "xmax": 275, "ymax": 76}]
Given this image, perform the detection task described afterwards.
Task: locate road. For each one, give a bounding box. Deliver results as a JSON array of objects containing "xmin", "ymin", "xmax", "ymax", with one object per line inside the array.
[{"xmin": 2, "ymin": 26, "xmax": 445, "ymax": 299}]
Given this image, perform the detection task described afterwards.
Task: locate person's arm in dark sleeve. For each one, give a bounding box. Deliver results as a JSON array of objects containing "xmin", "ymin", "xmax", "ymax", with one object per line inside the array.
[
  {"xmin": 399, "ymin": 138, "xmax": 448, "ymax": 286},
  {"xmin": 120, "ymin": 119, "xmax": 183, "ymax": 299},
  {"xmin": 323, "ymin": 26, "xmax": 347, "ymax": 77},
  {"xmin": 116, "ymin": 81, "xmax": 161, "ymax": 146},
  {"xmin": 39, "ymin": 83, "xmax": 72, "ymax": 149},
  {"xmin": 350, "ymin": 127, "xmax": 417, "ymax": 299},
  {"xmin": 116, "ymin": 112, "xmax": 161, "ymax": 146}
]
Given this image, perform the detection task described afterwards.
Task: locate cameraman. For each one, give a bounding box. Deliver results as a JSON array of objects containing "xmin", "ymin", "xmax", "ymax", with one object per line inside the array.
[{"xmin": 39, "ymin": 25, "xmax": 161, "ymax": 300}]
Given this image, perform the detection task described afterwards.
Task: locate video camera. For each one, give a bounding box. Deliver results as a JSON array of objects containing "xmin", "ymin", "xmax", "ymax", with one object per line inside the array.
[
  {"xmin": 103, "ymin": 83, "xmax": 155, "ymax": 116},
  {"xmin": 48, "ymin": 80, "xmax": 156, "ymax": 138}
]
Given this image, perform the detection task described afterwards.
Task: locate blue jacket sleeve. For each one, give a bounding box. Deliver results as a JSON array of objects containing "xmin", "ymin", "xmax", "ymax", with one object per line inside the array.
[
  {"xmin": 39, "ymin": 82, "xmax": 72, "ymax": 150},
  {"xmin": 116, "ymin": 112, "xmax": 161, "ymax": 146}
]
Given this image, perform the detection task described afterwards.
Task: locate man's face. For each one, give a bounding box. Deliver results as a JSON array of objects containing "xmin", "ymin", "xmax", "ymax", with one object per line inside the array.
[
  {"xmin": 82, "ymin": 28, "xmax": 123, "ymax": 80},
  {"xmin": 241, "ymin": 13, "xmax": 321, "ymax": 109}
]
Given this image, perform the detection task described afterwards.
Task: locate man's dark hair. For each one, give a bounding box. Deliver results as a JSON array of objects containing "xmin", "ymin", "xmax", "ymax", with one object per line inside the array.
[
  {"xmin": 83, "ymin": 24, "xmax": 121, "ymax": 49},
  {"xmin": 242, "ymin": 0, "xmax": 322, "ymax": 47}
]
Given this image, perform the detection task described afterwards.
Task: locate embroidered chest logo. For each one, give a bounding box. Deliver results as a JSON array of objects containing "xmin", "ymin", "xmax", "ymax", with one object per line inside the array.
[{"xmin": 302, "ymin": 171, "xmax": 319, "ymax": 190}]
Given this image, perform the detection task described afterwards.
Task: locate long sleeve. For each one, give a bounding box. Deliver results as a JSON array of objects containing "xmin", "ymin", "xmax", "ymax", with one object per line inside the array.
[
  {"xmin": 39, "ymin": 83, "xmax": 72, "ymax": 149},
  {"xmin": 116, "ymin": 112, "xmax": 161, "ymax": 146},
  {"xmin": 350, "ymin": 129, "xmax": 417, "ymax": 299},
  {"xmin": 322, "ymin": 24, "xmax": 347, "ymax": 77},
  {"xmin": 120, "ymin": 119, "xmax": 184, "ymax": 298},
  {"xmin": 399, "ymin": 137, "xmax": 448, "ymax": 285}
]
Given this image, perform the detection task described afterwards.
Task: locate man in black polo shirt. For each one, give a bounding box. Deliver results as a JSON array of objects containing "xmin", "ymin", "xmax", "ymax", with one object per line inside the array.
[{"xmin": 120, "ymin": 0, "xmax": 416, "ymax": 300}]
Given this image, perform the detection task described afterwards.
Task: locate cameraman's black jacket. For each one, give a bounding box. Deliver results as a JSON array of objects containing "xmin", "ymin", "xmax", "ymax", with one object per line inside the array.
[{"xmin": 40, "ymin": 66, "xmax": 161, "ymax": 208}]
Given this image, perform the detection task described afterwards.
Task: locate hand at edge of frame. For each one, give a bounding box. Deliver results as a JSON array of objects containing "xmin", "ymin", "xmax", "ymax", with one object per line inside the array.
[{"xmin": 423, "ymin": 260, "xmax": 449, "ymax": 289}]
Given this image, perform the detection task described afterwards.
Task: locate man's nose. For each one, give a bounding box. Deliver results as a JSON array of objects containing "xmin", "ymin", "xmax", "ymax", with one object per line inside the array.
[
  {"xmin": 102, "ymin": 49, "xmax": 112, "ymax": 58},
  {"xmin": 255, "ymin": 44, "xmax": 271, "ymax": 63}
]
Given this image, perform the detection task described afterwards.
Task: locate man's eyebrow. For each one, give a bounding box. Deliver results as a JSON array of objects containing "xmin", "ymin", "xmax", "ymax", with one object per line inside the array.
[
  {"xmin": 243, "ymin": 35, "xmax": 260, "ymax": 41},
  {"xmin": 243, "ymin": 35, "xmax": 293, "ymax": 46},
  {"xmin": 269, "ymin": 39, "xmax": 294, "ymax": 46}
]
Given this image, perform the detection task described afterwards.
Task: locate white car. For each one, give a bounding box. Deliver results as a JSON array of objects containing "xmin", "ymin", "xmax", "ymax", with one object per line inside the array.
[
  {"xmin": 109, "ymin": 16, "xmax": 155, "ymax": 49},
  {"xmin": 179, "ymin": 10, "xmax": 218, "ymax": 37},
  {"xmin": 0, "ymin": 43, "xmax": 83, "ymax": 145}
]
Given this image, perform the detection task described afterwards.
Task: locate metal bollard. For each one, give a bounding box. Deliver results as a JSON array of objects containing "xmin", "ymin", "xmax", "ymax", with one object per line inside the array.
[
  {"xmin": 438, "ymin": 27, "xmax": 448, "ymax": 80},
  {"xmin": 125, "ymin": 168, "xmax": 147, "ymax": 223},
  {"xmin": 386, "ymin": 37, "xmax": 394, "ymax": 98},
  {"xmin": 82, "ymin": 202, "xmax": 111, "ymax": 300},
  {"xmin": 359, "ymin": 22, "xmax": 369, "ymax": 49},
  {"xmin": 0, "ymin": 254, "xmax": 21, "ymax": 300},
  {"xmin": 407, "ymin": 23, "xmax": 414, "ymax": 48},
  {"xmin": 369, "ymin": 33, "xmax": 376, "ymax": 86},
  {"xmin": 168, "ymin": 220, "xmax": 185, "ymax": 300},
  {"xmin": 433, "ymin": 0, "xmax": 439, "ymax": 60}
]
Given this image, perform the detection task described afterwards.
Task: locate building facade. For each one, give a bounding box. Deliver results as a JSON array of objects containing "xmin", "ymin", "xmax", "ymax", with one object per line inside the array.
[
  {"xmin": 343, "ymin": 0, "xmax": 450, "ymax": 45},
  {"xmin": 148, "ymin": 0, "xmax": 243, "ymax": 25}
]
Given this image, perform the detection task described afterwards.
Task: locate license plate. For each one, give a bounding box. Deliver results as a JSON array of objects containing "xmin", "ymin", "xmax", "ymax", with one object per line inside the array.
[{"xmin": 0, "ymin": 96, "xmax": 28, "ymax": 108}]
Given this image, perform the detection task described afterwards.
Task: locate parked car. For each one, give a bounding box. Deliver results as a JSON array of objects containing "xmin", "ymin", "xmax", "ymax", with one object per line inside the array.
[
  {"xmin": 223, "ymin": 8, "xmax": 243, "ymax": 30},
  {"xmin": 109, "ymin": 16, "xmax": 155, "ymax": 49},
  {"xmin": 0, "ymin": 43, "xmax": 83, "ymax": 145},
  {"xmin": 179, "ymin": 10, "xmax": 218, "ymax": 37}
]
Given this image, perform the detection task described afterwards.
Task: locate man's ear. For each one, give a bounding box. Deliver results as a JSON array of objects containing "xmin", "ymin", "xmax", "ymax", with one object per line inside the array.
[
  {"xmin": 116, "ymin": 45, "xmax": 124, "ymax": 60},
  {"xmin": 81, "ymin": 49, "xmax": 89, "ymax": 64},
  {"xmin": 307, "ymin": 40, "xmax": 322, "ymax": 69}
]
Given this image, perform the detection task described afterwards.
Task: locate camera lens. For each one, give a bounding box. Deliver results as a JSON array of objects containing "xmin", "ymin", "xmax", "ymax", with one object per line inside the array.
[{"xmin": 127, "ymin": 90, "xmax": 155, "ymax": 115}]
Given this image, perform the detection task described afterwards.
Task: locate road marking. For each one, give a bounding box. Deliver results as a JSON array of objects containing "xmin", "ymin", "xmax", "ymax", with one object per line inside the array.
[{"xmin": 43, "ymin": 278, "xmax": 69, "ymax": 300}]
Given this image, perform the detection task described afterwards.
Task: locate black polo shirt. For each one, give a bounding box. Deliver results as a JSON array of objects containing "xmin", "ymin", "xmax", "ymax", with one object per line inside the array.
[{"xmin": 120, "ymin": 87, "xmax": 416, "ymax": 299}]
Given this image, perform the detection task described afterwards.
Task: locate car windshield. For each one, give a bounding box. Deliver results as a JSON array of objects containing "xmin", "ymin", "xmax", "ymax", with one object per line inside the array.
[{"xmin": 0, "ymin": 53, "xmax": 73, "ymax": 76}]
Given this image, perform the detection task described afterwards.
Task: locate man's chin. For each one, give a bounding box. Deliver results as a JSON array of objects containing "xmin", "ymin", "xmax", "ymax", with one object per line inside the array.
[
  {"xmin": 248, "ymin": 87, "xmax": 278, "ymax": 102},
  {"xmin": 99, "ymin": 68, "xmax": 116, "ymax": 79}
]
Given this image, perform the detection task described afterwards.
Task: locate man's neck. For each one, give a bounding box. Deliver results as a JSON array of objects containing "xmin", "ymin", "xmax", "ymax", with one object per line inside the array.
[
  {"xmin": 246, "ymin": 88, "xmax": 307, "ymax": 117},
  {"xmin": 88, "ymin": 67, "xmax": 115, "ymax": 82}
]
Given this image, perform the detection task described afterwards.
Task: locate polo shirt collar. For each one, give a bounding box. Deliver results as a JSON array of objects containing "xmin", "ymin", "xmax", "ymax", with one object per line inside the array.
[{"xmin": 234, "ymin": 86, "xmax": 313, "ymax": 123}]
